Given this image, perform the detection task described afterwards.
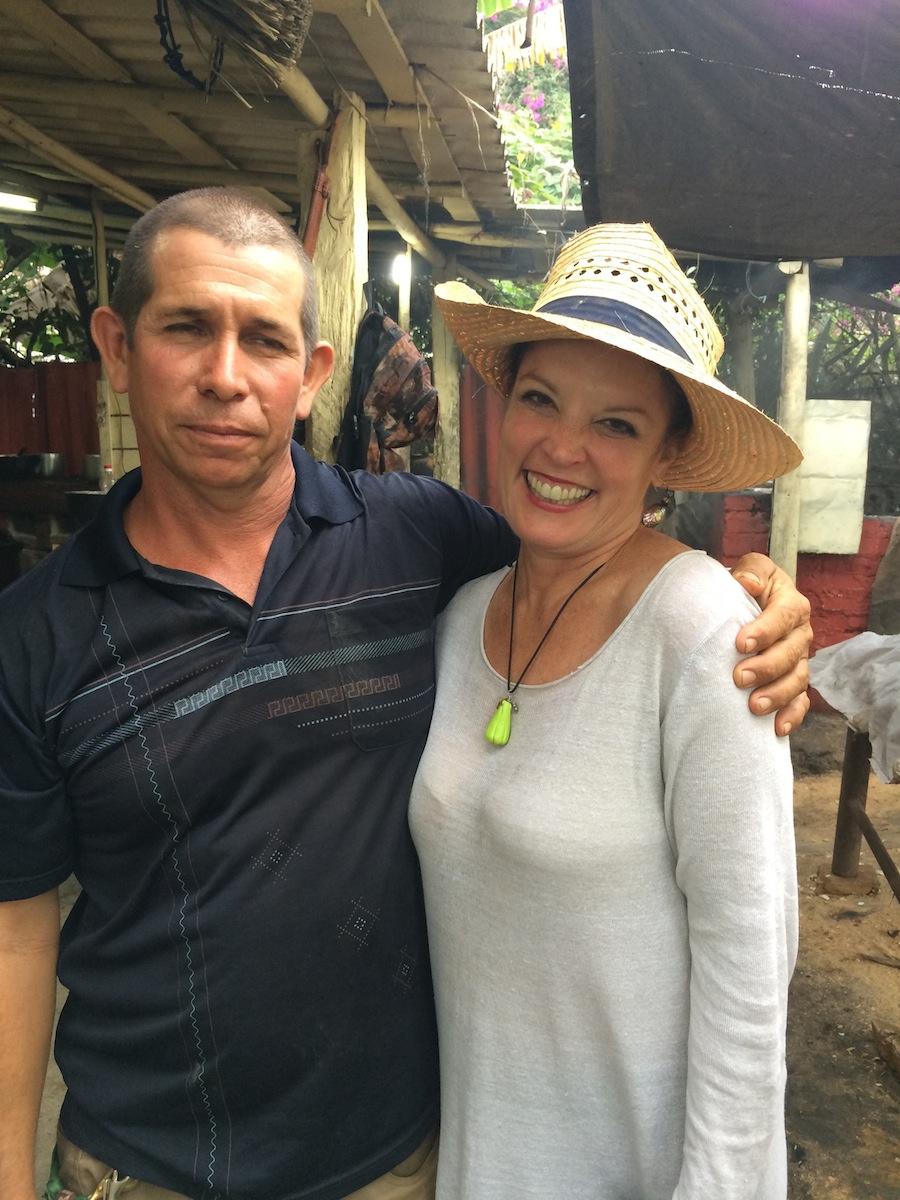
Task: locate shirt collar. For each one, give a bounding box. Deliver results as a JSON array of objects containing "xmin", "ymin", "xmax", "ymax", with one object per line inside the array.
[
  {"xmin": 287, "ymin": 442, "xmax": 364, "ymax": 525},
  {"xmin": 60, "ymin": 443, "xmax": 364, "ymax": 588}
]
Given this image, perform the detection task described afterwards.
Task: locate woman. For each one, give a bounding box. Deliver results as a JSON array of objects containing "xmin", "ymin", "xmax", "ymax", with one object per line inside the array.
[{"xmin": 410, "ymin": 224, "xmax": 800, "ymax": 1199}]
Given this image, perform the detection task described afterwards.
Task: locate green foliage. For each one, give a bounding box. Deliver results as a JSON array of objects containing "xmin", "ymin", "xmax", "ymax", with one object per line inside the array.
[
  {"xmin": 497, "ymin": 53, "xmax": 570, "ymax": 125},
  {"xmin": 477, "ymin": 0, "xmax": 520, "ymax": 17},
  {"xmin": 718, "ymin": 297, "xmax": 899, "ymax": 412},
  {"xmin": 499, "ymin": 106, "xmax": 580, "ymax": 206},
  {"xmin": 490, "ymin": 4, "xmax": 581, "ymax": 206},
  {"xmin": 488, "ymin": 278, "xmax": 542, "ymax": 309},
  {"xmin": 718, "ymin": 294, "xmax": 900, "ymax": 501},
  {"xmin": 0, "ymin": 238, "xmax": 97, "ymax": 365}
]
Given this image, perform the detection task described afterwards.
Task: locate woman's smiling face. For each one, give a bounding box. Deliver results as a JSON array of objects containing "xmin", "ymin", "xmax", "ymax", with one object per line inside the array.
[{"xmin": 498, "ymin": 339, "xmax": 681, "ymax": 559}]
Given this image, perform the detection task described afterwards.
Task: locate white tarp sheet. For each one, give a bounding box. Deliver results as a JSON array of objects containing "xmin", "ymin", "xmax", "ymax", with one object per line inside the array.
[{"xmin": 809, "ymin": 632, "xmax": 900, "ymax": 783}]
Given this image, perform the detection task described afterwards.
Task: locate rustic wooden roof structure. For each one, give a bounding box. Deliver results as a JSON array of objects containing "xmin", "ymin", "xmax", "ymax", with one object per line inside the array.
[{"xmin": 0, "ymin": 0, "xmax": 575, "ymax": 279}]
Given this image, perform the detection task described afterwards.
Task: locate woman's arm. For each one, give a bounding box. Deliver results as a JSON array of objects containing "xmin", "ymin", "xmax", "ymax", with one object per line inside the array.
[{"xmin": 663, "ymin": 611, "xmax": 798, "ymax": 1199}]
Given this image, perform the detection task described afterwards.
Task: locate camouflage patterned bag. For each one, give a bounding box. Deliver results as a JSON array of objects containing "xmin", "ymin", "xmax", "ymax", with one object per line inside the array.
[{"xmin": 335, "ymin": 308, "xmax": 439, "ymax": 474}]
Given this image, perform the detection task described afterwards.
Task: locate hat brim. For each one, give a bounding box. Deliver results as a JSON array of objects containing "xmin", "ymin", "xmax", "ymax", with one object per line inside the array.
[{"xmin": 435, "ymin": 282, "xmax": 802, "ymax": 493}]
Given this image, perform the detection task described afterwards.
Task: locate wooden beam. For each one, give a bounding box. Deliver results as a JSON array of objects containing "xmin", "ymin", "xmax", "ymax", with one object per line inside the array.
[
  {"xmin": 2, "ymin": 226, "xmax": 123, "ymax": 249},
  {"xmin": 368, "ymin": 106, "xmax": 420, "ymax": 130},
  {"xmin": 275, "ymin": 65, "xmax": 452, "ymax": 272},
  {"xmin": 40, "ymin": 203, "xmax": 133, "ymax": 231},
  {"xmin": 454, "ymin": 261, "xmax": 496, "ymax": 293},
  {"xmin": 315, "ymin": 0, "xmax": 479, "ymax": 221},
  {"xmin": 0, "ymin": 0, "xmax": 131, "ymax": 83},
  {"xmin": 0, "ymin": 72, "xmax": 422, "ymax": 129},
  {"xmin": 79, "ymin": 158, "xmax": 466, "ymax": 209},
  {"xmin": 0, "ymin": 211, "xmax": 107, "ymax": 239},
  {"xmin": 276, "ymin": 67, "xmax": 331, "ymax": 128},
  {"xmin": 0, "ymin": 1, "xmax": 238, "ymax": 172},
  {"xmin": 369, "ymin": 219, "xmax": 550, "ymax": 249},
  {"xmin": 0, "ymin": 164, "xmax": 91, "ymax": 200},
  {"xmin": 0, "ymin": 104, "xmax": 155, "ymax": 212},
  {"xmin": 0, "ymin": 71, "xmax": 290, "ymax": 123},
  {"xmin": 92, "ymin": 160, "xmax": 302, "ymax": 196},
  {"xmin": 316, "ymin": 0, "xmax": 416, "ymax": 103},
  {"xmin": 393, "ymin": 180, "xmax": 465, "ymax": 200},
  {"xmin": 365, "ymin": 162, "xmax": 445, "ymax": 270},
  {"xmin": 128, "ymin": 103, "xmax": 234, "ymax": 169}
]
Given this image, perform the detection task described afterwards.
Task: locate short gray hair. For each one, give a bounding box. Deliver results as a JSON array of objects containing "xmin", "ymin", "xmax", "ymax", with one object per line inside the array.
[{"xmin": 112, "ymin": 188, "xmax": 319, "ymax": 359}]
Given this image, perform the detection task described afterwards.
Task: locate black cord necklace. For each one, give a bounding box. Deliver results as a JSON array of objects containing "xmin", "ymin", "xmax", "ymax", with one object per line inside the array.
[{"xmin": 485, "ymin": 558, "xmax": 607, "ymax": 747}]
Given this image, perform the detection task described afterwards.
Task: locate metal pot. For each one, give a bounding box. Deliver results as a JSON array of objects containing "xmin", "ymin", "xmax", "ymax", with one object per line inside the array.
[
  {"xmin": 82, "ymin": 453, "xmax": 101, "ymax": 483},
  {"xmin": 37, "ymin": 453, "xmax": 63, "ymax": 477}
]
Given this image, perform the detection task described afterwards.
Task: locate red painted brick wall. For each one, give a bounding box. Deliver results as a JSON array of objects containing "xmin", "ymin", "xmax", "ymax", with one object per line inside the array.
[
  {"xmin": 717, "ymin": 494, "xmax": 895, "ymax": 650},
  {"xmin": 717, "ymin": 493, "xmax": 770, "ymax": 565},
  {"xmin": 715, "ymin": 493, "xmax": 896, "ymax": 710},
  {"xmin": 797, "ymin": 518, "xmax": 895, "ymax": 653}
]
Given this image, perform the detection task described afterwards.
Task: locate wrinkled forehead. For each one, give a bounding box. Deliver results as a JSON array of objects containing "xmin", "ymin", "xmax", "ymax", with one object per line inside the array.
[
  {"xmin": 148, "ymin": 229, "xmax": 303, "ymax": 295},
  {"xmin": 146, "ymin": 228, "xmax": 306, "ymax": 316}
]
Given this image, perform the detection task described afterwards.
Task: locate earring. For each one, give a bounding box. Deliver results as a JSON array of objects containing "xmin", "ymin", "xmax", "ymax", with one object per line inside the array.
[{"xmin": 641, "ymin": 488, "xmax": 675, "ymax": 528}]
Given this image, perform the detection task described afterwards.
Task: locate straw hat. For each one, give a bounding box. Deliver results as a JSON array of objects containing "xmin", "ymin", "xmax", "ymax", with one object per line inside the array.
[{"xmin": 435, "ymin": 223, "xmax": 801, "ymax": 492}]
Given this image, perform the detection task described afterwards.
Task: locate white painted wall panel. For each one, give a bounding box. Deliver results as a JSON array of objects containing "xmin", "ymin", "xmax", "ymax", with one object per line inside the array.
[{"xmin": 799, "ymin": 399, "xmax": 871, "ymax": 554}]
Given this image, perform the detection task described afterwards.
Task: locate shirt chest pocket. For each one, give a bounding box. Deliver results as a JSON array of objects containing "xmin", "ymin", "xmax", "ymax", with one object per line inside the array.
[{"xmin": 326, "ymin": 595, "xmax": 436, "ymax": 751}]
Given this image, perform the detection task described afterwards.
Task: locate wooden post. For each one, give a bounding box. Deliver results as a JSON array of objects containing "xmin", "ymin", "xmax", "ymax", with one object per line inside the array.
[
  {"xmin": 830, "ymin": 727, "xmax": 871, "ymax": 877},
  {"xmin": 769, "ymin": 262, "xmax": 810, "ymax": 576},
  {"xmin": 91, "ymin": 191, "xmax": 116, "ymax": 478},
  {"xmin": 90, "ymin": 191, "xmax": 109, "ymax": 307},
  {"xmin": 729, "ymin": 305, "xmax": 756, "ymax": 407},
  {"xmin": 432, "ymin": 283, "xmax": 461, "ymax": 488},
  {"xmin": 397, "ymin": 244, "xmax": 412, "ymax": 332},
  {"xmin": 297, "ymin": 95, "xmax": 368, "ymax": 463},
  {"xmin": 388, "ymin": 246, "xmax": 414, "ymax": 471}
]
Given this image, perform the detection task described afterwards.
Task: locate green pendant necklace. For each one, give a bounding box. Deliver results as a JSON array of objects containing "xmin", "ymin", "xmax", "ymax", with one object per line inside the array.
[{"xmin": 485, "ymin": 558, "xmax": 607, "ymax": 747}]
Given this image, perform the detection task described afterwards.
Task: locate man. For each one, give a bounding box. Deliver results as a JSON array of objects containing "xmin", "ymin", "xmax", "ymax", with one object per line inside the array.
[{"xmin": 0, "ymin": 190, "xmax": 811, "ymax": 1200}]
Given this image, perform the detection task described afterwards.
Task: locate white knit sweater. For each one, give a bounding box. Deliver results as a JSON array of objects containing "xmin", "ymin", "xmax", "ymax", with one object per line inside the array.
[{"xmin": 409, "ymin": 552, "xmax": 797, "ymax": 1200}]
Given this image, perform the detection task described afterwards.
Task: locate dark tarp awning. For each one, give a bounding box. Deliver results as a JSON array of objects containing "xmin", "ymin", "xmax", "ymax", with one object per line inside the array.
[{"xmin": 564, "ymin": 0, "xmax": 900, "ymax": 262}]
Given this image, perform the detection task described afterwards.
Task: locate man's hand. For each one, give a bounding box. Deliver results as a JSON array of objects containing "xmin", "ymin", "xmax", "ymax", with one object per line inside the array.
[{"xmin": 730, "ymin": 553, "xmax": 813, "ymax": 737}]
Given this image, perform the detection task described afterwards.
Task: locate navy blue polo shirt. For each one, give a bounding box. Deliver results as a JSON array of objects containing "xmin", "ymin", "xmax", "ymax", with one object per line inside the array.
[{"xmin": 0, "ymin": 446, "xmax": 515, "ymax": 1200}]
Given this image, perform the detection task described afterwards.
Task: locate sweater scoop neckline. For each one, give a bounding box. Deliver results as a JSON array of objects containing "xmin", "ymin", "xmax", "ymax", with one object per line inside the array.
[{"xmin": 478, "ymin": 549, "xmax": 704, "ymax": 692}]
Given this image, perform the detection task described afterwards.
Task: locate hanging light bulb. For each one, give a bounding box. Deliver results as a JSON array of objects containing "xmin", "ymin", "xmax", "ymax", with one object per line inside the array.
[{"xmin": 391, "ymin": 251, "xmax": 412, "ymax": 288}]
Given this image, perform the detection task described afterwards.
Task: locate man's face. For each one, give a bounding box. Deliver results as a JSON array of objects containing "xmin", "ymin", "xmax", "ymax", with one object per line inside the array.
[{"xmin": 104, "ymin": 228, "xmax": 326, "ymax": 496}]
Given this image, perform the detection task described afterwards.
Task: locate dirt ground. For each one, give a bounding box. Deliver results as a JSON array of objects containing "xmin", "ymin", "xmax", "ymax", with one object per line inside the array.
[
  {"xmin": 36, "ymin": 715, "xmax": 900, "ymax": 1196},
  {"xmin": 787, "ymin": 716, "xmax": 900, "ymax": 1200}
]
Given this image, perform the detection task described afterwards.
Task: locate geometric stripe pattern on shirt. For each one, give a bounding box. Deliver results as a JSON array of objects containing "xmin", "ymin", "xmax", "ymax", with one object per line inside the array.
[{"xmin": 62, "ymin": 628, "xmax": 432, "ymax": 767}]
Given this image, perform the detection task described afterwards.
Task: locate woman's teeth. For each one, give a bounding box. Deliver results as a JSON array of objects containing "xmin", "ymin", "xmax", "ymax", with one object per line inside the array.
[{"xmin": 525, "ymin": 472, "xmax": 591, "ymax": 505}]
